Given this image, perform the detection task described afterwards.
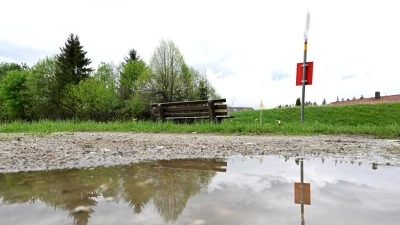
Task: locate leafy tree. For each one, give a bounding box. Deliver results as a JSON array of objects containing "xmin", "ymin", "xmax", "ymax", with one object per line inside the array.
[
  {"xmin": 61, "ymin": 62, "xmax": 122, "ymax": 121},
  {"xmin": 149, "ymin": 39, "xmax": 186, "ymax": 103},
  {"xmin": 63, "ymin": 78, "xmax": 120, "ymax": 121},
  {"xmin": 93, "ymin": 62, "xmax": 119, "ymax": 93},
  {"xmin": 0, "ymin": 70, "xmax": 30, "ymax": 120},
  {"xmin": 322, "ymin": 98, "xmax": 327, "ymax": 105},
  {"xmin": 25, "ymin": 56, "xmax": 58, "ymax": 120},
  {"xmin": 0, "ymin": 62, "xmax": 23, "ymax": 81},
  {"xmin": 295, "ymin": 97, "xmax": 301, "ymax": 106},
  {"xmin": 119, "ymin": 50, "xmax": 150, "ymax": 119},
  {"xmin": 352, "ymin": 96, "xmax": 356, "ymax": 100},
  {"xmin": 341, "ymin": 97, "xmax": 344, "ymax": 102},
  {"xmin": 313, "ymin": 101, "xmax": 317, "ymax": 106},
  {"xmin": 174, "ymin": 63, "xmax": 195, "ymax": 101},
  {"xmin": 173, "ymin": 66, "xmax": 219, "ymax": 101},
  {"xmin": 120, "ymin": 67, "xmax": 155, "ymax": 119},
  {"xmin": 360, "ymin": 95, "xmax": 364, "ymax": 100},
  {"xmin": 336, "ymin": 95, "xmax": 339, "ymax": 102},
  {"xmin": 119, "ymin": 59, "xmax": 146, "ymax": 101}
]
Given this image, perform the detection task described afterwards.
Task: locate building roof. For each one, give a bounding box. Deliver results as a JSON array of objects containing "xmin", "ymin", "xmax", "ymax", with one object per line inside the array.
[{"xmin": 330, "ymin": 94, "xmax": 400, "ymax": 106}]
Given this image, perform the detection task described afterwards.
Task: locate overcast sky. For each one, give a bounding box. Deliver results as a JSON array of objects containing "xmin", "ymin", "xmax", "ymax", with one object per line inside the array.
[{"xmin": 1, "ymin": 0, "xmax": 399, "ymax": 109}]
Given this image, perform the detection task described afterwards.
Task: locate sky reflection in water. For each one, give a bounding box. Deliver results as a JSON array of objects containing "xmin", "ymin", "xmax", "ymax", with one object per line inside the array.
[{"xmin": 1, "ymin": 156, "xmax": 399, "ymax": 225}]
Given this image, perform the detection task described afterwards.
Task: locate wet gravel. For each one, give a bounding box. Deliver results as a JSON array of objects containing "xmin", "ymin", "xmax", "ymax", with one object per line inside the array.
[{"xmin": 1, "ymin": 132, "xmax": 399, "ymax": 173}]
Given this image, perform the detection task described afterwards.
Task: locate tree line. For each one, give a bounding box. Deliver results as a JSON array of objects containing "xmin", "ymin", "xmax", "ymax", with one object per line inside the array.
[{"xmin": 0, "ymin": 34, "xmax": 219, "ymax": 122}]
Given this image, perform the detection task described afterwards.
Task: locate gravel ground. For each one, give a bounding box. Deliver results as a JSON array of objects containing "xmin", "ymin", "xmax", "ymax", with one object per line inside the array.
[{"xmin": 1, "ymin": 132, "xmax": 400, "ymax": 173}]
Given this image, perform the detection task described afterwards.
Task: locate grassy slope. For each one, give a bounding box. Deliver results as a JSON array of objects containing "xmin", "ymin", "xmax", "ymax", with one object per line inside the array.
[
  {"xmin": 231, "ymin": 103, "xmax": 400, "ymax": 126},
  {"xmin": 0, "ymin": 103, "xmax": 399, "ymax": 138}
]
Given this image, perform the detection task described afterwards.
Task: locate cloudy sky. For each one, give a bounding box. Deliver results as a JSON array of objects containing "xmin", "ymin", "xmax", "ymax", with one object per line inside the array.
[{"xmin": 1, "ymin": 0, "xmax": 399, "ymax": 109}]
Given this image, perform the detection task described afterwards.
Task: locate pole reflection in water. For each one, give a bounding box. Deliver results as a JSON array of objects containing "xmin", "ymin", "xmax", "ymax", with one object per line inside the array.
[{"xmin": 294, "ymin": 158, "xmax": 311, "ymax": 225}]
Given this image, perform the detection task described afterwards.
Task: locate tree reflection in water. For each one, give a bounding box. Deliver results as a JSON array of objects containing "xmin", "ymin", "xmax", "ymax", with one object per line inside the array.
[{"xmin": 0, "ymin": 158, "xmax": 226, "ymax": 224}]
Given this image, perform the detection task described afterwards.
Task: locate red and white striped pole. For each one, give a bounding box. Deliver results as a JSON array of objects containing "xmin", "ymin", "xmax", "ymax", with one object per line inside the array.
[{"xmin": 301, "ymin": 11, "xmax": 310, "ymax": 123}]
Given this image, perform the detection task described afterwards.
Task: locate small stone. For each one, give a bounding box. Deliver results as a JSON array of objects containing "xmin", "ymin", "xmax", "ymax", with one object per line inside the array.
[
  {"xmin": 73, "ymin": 205, "xmax": 92, "ymax": 213},
  {"xmin": 104, "ymin": 197, "xmax": 114, "ymax": 201},
  {"xmin": 192, "ymin": 219, "xmax": 205, "ymax": 225}
]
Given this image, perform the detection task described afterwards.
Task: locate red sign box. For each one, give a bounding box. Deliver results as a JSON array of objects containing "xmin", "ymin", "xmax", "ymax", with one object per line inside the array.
[
  {"xmin": 294, "ymin": 182, "xmax": 311, "ymax": 205},
  {"xmin": 296, "ymin": 61, "xmax": 313, "ymax": 86}
]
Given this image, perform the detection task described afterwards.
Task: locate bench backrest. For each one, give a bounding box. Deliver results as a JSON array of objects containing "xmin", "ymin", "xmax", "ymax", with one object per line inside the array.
[{"xmin": 151, "ymin": 98, "xmax": 229, "ymax": 123}]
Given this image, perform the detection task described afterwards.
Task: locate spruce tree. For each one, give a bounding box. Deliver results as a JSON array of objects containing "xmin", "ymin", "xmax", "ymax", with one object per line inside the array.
[
  {"xmin": 53, "ymin": 33, "xmax": 93, "ymax": 119},
  {"xmin": 295, "ymin": 97, "xmax": 301, "ymax": 106},
  {"xmin": 123, "ymin": 49, "xmax": 141, "ymax": 63},
  {"xmin": 55, "ymin": 33, "xmax": 93, "ymax": 88}
]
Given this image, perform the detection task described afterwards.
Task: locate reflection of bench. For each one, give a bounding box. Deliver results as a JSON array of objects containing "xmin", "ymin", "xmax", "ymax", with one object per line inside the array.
[
  {"xmin": 155, "ymin": 159, "xmax": 227, "ymax": 172},
  {"xmin": 151, "ymin": 98, "xmax": 233, "ymax": 124}
]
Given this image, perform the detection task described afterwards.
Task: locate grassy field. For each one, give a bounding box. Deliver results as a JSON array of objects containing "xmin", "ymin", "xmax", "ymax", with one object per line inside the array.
[{"xmin": 0, "ymin": 103, "xmax": 399, "ymax": 138}]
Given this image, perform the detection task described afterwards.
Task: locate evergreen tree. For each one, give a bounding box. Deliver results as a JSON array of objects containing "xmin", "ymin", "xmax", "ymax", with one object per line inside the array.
[
  {"xmin": 197, "ymin": 78, "xmax": 208, "ymax": 100},
  {"xmin": 55, "ymin": 33, "xmax": 93, "ymax": 88},
  {"xmin": 295, "ymin": 97, "xmax": 301, "ymax": 106},
  {"xmin": 123, "ymin": 49, "xmax": 141, "ymax": 63},
  {"xmin": 54, "ymin": 34, "xmax": 92, "ymax": 118},
  {"xmin": 322, "ymin": 98, "xmax": 327, "ymax": 105}
]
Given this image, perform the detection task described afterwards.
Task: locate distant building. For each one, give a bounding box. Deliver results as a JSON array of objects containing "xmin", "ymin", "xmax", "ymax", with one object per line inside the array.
[
  {"xmin": 330, "ymin": 91, "xmax": 400, "ymax": 106},
  {"xmin": 227, "ymin": 107, "xmax": 254, "ymax": 113}
]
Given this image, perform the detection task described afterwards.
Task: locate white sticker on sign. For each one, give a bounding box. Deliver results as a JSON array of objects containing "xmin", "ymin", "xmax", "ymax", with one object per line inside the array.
[{"xmin": 304, "ymin": 10, "xmax": 310, "ymax": 40}]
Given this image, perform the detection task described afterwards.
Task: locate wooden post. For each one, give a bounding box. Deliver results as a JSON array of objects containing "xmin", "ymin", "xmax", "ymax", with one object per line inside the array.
[
  {"xmin": 208, "ymin": 99, "xmax": 216, "ymax": 124},
  {"xmin": 157, "ymin": 103, "xmax": 165, "ymax": 122}
]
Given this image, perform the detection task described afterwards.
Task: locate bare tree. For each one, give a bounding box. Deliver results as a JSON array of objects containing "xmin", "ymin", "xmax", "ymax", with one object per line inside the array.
[
  {"xmin": 149, "ymin": 39, "xmax": 185, "ymax": 103},
  {"xmin": 229, "ymin": 96, "xmax": 236, "ymax": 107}
]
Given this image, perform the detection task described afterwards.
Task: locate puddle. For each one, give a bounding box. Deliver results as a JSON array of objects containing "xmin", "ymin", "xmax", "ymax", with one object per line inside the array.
[{"xmin": 1, "ymin": 156, "xmax": 400, "ymax": 225}]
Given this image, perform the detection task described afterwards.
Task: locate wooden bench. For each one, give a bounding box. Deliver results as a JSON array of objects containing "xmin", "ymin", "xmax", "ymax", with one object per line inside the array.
[
  {"xmin": 154, "ymin": 159, "xmax": 227, "ymax": 172},
  {"xmin": 150, "ymin": 98, "xmax": 233, "ymax": 124}
]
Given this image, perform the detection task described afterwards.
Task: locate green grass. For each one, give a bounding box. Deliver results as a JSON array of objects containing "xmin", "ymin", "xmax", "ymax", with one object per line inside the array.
[{"xmin": 0, "ymin": 103, "xmax": 399, "ymax": 138}]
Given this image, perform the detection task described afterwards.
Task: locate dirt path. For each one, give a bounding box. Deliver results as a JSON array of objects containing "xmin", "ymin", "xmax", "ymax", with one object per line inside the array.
[{"xmin": 1, "ymin": 132, "xmax": 399, "ymax": 173}]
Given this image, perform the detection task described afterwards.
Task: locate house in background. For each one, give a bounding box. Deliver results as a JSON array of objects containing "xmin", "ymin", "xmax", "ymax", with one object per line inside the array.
[
  {"xmin": 330, "ymin": 91, "xmax": 400, "ymax": 106},
  {"xmin": 227, "ymin": 107, "xmax": 254, "ymax": 113}
]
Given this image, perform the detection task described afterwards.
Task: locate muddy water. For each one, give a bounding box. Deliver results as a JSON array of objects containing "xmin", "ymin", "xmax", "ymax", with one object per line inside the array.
[{"xmin": 1, "ymin": 156, "xmax": 399, "ymax": 225}]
